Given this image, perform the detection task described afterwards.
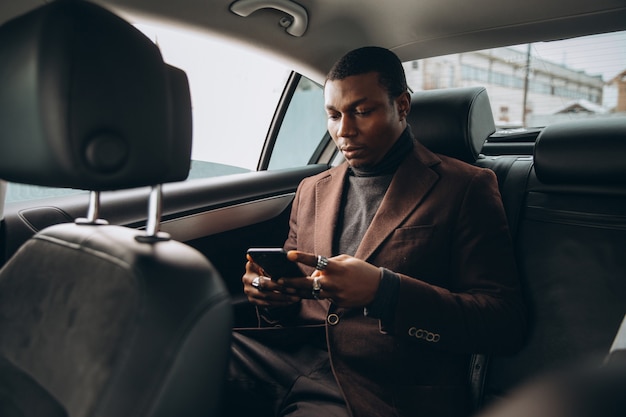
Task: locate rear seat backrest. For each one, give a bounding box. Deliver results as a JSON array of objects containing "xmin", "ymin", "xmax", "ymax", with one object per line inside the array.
[{"xmin": 482, "ymin": 117, "xmax": 626, "ymax": 405}]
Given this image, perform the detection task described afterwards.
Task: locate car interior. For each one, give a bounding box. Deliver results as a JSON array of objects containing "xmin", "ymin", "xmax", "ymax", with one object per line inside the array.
[{"xmin": 0, "ymin": 0, "xmax": 625, "ymax": 416}]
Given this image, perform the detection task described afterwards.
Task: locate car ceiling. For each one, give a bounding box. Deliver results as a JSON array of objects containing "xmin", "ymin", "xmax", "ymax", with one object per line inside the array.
[{"xmin": 2, "ymin": 0, "xmax": 626, "ymax": 83}]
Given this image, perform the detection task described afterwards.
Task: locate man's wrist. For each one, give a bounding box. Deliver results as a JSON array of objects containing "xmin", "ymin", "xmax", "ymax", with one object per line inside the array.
[{"xmin": 364, "ymin": 268, "xmax": 400, "ymax": 322}]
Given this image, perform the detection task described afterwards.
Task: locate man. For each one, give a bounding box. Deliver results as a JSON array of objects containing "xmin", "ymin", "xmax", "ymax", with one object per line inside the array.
[{"xmin": 227, "ymin": 46, "xmax": 526, "ymax": 417}]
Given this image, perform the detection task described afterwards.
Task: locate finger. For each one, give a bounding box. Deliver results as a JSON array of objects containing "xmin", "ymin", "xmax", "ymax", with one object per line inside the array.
[
  {"xmin": 245, "ymin": 279, "xmax": 300, "ymax": 300},
  {"xmin": 275, "ymin": 275, "xmax": 327, "ymax": 300},
  {"xmin": 246, "ymin": 274, "xmax": 301, "ymax": 299},
  {"xmin": 260, "ymin": 277, "xmax": 282, "ymax": 292},
  {"xmin": 247, "ymin": 275, "xmax": 282, "ymax": 293},
  {"xmin": 286, "ymin": 250, "xmax": 316, "ymax": 266},
  {"xmin": 276, "ymin": 276, "xmax": 314, "ymax": 296},
  {"xmin": 287, "ymin": 250, "xmax": 331, "ymax": 272},
  {"xmin": 245, "ymin": 257, "xmax": 263, "ymax": 275}
]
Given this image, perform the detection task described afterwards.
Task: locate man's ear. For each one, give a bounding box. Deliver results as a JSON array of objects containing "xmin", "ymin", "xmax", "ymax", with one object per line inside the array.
[{"xmin": 396, "ymin": 92, "xmax": 411, "ymax": 120}]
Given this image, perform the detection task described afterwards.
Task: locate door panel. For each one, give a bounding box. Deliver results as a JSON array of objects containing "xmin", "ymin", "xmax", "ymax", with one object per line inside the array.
[{"xmin": 0, "ymin": 165, "xmax": 328, "ymax": 298}]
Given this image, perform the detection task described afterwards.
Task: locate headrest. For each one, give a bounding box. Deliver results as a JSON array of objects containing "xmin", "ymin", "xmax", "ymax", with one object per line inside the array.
[
  {"xmin": 534, "ymin": 118, "xmax": 626, "ymax": 185},
  {"xmin": 408, "ymin": 87, "xmax": 495, "ymax": 163},
  {"xmin": 0, "ymin": 0, "xmax": 192, "ymax": 191}
]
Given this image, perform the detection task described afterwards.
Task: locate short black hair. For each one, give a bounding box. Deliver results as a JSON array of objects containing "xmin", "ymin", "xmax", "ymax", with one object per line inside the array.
[{"xmin": 325, "ymin": 46, "xmax": 408, "ymax": 100}]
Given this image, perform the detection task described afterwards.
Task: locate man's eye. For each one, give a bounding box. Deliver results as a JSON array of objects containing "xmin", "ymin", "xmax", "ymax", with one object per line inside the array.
[
  {"xmin": 355, "ymin": 109, "xmax": 373, "ymax": 116},
  {"xmin": 327, "ymin": 113, "xmax": 340, "ymax": 120}
]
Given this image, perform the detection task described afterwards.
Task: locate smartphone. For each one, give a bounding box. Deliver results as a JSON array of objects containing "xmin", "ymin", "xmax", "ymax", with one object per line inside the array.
[{"xmin": 246, "ymin": 247, "xmax": 305, "ymax": 280}]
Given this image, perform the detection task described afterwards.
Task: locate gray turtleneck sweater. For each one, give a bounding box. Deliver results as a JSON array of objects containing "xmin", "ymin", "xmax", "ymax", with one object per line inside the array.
[{"xmin": 334, "ymin": 127, "xmax": 415, "ymax": 324}]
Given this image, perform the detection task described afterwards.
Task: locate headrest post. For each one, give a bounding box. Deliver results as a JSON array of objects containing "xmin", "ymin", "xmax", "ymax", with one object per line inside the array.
[
  {"xmin": 75, "ymin": 191, "xmax": 108, "ymax": 225},
  {"xmin": 146, "ymin": 184, "xmax": 162, "ymax": 236},
  {"xmin": 87, "ymin": 191, "xmax": 101, "ymax": 222},
  {"xmin": 136, "ymin": 184, "xmax": 171, "ymax": 243}
]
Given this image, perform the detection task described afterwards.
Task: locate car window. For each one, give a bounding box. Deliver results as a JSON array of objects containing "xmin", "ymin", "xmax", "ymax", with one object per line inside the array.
[
  {"xmin": 136, "ymin": 22, "xmax": 292, "ymax": 175},
  {"xmin": 4, "ymin": 184, "xmax": 87, "ymax": 204},
  {"xmin": 403, "ymin": 30, "xmax": 626, "ymax": 130},
  {"xmin": 8, "ymin": 26, "xmax": 622, "ymax": 205},
  {"xmin": 268, "ymin": 76, "xmax": 327, "ymax": 170}
]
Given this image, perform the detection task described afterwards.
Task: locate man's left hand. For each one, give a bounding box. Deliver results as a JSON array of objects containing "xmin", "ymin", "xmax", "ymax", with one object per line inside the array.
[{"xmin": 277, "ymin": 250, "xmax": 382, "ymax": 308}]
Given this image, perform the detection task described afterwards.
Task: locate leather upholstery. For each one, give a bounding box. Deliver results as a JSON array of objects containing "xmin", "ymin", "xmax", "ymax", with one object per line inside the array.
[
  {"xmin": 409, "ymin": 88, "xmax": 626, "ymax": 413},
  {"xmin": 481, "ymin": 118, "xmax": 626, "ymax": 407},
  {"xmin": 0, "ymin": 224, "xmax": 233, "ymax": 417},
  {"xmin": 534, "ymin": 118, "xmax": 626, "ymax": 186},
  {"xmin": 0, "ymin": 1, "xmax": 232, "ymax": 416},
  {"xmin": 0, "ymin": 0, "xmax": 190, "ymax": 190},
  {"xmin": 0, "ymin": 355, "xmax": 67, "ymax": 417},
  {"xmin": 408, "ymin": 86, "xmax": 496, "ymax": 163},
  {"xmin": 477, "ymin": 361, "xmax": 626, "ymax": 417},
  {"xmin": 478, "ymin": 313, "xmax": 626, "ymax": 417}
]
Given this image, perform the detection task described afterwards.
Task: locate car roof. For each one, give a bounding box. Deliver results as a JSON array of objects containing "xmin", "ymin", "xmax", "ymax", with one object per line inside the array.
[{"xmin": 2, "ymin": 0, "xmax": 625, "ymax": 82}]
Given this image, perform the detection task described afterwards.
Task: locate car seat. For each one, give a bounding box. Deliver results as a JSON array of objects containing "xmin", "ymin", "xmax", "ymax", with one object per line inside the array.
[{"xmin": 0, "ymin": 1, "xmax": 232, "ymax": 416}]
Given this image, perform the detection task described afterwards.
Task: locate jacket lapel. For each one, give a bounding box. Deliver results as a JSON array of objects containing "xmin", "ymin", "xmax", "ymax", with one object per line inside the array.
[
  {"xmin": 355, "ymin": 142, "xmax": 441, "ymax": 261},
  {"xmin": 314, "ymin": 163, "xmax": 348, "ymax": 256}
]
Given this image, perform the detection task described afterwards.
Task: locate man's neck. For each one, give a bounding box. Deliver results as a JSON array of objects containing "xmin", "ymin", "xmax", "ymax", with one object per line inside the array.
[{"xmin": 349, "ymin": 127, "xmax": 414, "ymax": 177}]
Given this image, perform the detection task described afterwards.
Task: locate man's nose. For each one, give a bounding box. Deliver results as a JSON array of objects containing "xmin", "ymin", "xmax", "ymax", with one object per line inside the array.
[{"xmin": 337, "ymin": 116, "xmax": 356, "ymax": 137}]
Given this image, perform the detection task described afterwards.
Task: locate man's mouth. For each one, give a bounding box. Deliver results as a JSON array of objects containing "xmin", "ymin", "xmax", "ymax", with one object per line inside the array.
[{"xmin": 341, "ymin": 145, "xmax": 364, "ymax": 159}]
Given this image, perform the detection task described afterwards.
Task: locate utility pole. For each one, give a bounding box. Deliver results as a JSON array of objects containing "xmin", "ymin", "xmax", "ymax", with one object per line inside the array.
[{"xmin": 522, "ymin": 43, "xmax": 531, "ymax": 127}]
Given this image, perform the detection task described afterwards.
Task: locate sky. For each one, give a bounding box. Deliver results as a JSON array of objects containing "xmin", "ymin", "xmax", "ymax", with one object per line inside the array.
[{"xmin": 522, "ymin": 31, "xmax": 626, "ymax": 81}]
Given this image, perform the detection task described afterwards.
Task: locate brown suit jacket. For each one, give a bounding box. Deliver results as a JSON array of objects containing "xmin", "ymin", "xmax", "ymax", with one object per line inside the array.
[{"xmin": 275, "ymin": 139, "xmax": 526, "ymax": 417}]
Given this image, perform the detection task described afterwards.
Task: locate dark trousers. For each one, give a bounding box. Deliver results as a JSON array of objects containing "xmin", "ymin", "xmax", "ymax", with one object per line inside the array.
[{"xmin": 222, "ymin": 329, "xmax": 349, "ymax": 417}]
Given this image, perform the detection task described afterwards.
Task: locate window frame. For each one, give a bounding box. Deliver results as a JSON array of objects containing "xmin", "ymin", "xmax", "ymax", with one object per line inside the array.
[{"xmin": 258, "ymin": 71, "xmax": 335, "ymax": 171}]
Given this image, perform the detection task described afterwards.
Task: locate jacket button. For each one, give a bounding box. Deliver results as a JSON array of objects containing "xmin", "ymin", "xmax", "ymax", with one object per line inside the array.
[
  {"xmin": 408, "ymin": 326, "xmax": 440, "ymax": 342},
  {"xmin": 327, "ymin": 313, "xmax": 340, "ymax": 325}
]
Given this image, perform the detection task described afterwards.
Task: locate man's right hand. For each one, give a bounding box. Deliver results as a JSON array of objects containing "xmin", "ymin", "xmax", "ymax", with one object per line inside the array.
[{"xmin": 243, "ymin": 254, "xmax": 302, "ymax": 307}]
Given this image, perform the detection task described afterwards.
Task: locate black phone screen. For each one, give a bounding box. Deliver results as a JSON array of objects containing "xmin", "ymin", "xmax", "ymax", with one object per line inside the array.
[{"xmin": 246, "ymin": 248, "xmax": 305, "ymax": 280}]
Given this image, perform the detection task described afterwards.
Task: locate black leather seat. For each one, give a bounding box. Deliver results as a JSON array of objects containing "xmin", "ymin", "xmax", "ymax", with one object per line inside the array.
[
  {"xmin": 408, "ymin": 88, "xmax": 626, "ymax": 414},
  {"xmin": 476, "ymin": 314, "xmax": 626, "ymax": 417},
  {"xmin": 0, "ymin": 1, "xmax": 232, "ymax": 416},
  {"xmin": 481, "ymin": 117, "xmax": 626, "ymax": 407},
  {"xmin": 476, "ymin": 359, "xmax": 626, "ymax": 417}
]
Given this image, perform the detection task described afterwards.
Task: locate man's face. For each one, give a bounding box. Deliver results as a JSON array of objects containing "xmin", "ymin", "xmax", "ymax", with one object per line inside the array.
[{"xmin": 324, "ymin": 72, "xmax": 409, "ymax": 168}]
